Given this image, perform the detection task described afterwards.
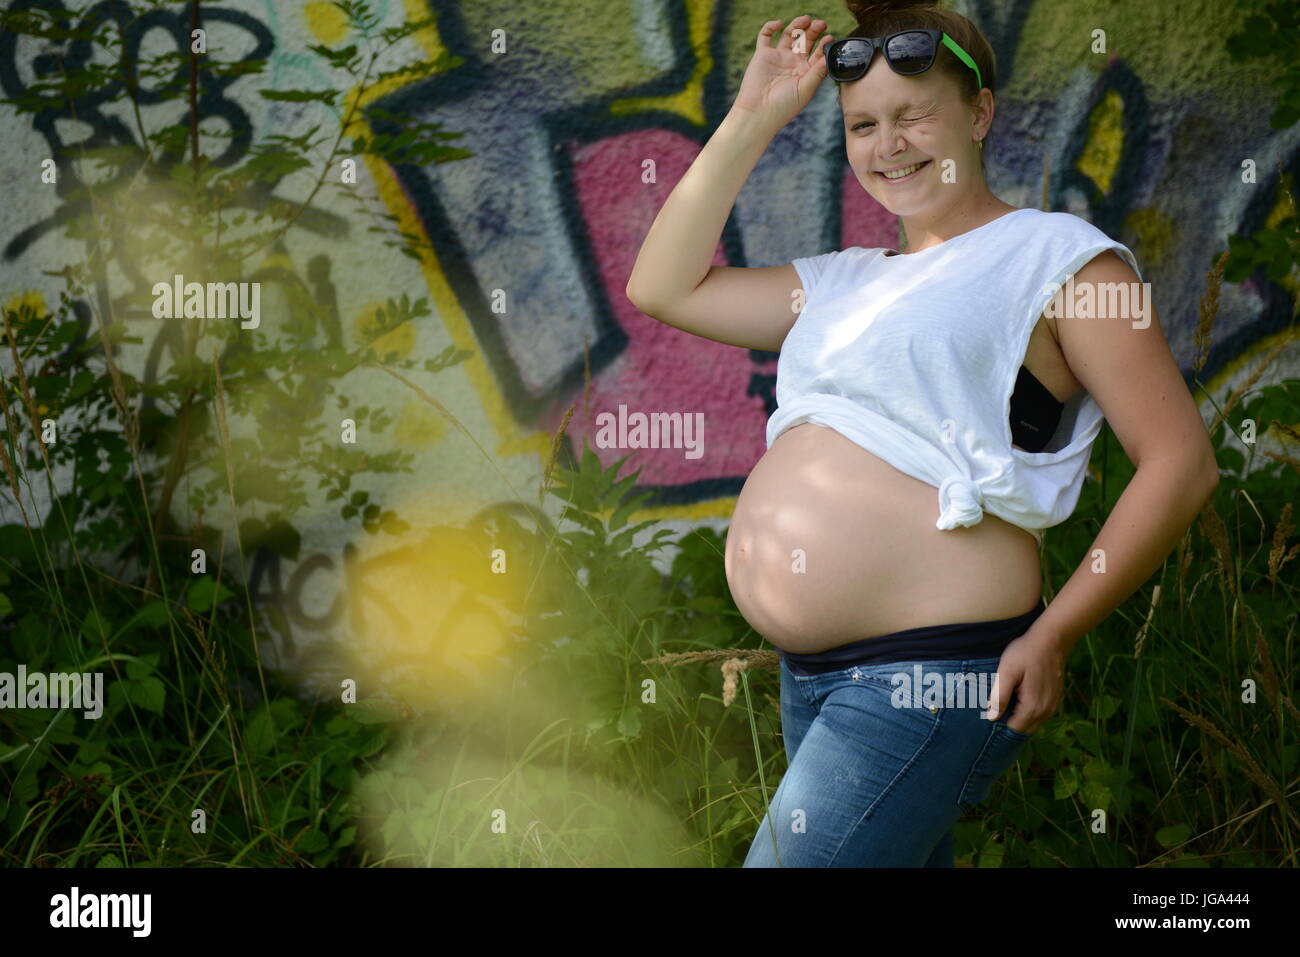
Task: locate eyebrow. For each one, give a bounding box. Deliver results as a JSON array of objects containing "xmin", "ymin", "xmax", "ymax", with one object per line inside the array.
[{"xmin": 842, "ymin": 102, "xmax": 934, "ymax": 120}]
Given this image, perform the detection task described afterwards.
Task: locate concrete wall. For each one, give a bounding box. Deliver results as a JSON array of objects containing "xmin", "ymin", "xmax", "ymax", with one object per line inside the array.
[{"xmin": 1, "ymin": 0, "xmax": 1296, "ymax": 666}]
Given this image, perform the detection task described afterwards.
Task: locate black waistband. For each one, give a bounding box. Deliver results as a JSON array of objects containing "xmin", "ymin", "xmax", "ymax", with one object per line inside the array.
[{"xmin": 779, "ymin": 600, "xmax": 1046, "ymax": 675}]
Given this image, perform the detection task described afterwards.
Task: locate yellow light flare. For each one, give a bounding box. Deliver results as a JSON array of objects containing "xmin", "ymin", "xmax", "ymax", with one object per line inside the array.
[{"xmin": 331, "ymin": 519, "xmax": 519, "ymax": 713}]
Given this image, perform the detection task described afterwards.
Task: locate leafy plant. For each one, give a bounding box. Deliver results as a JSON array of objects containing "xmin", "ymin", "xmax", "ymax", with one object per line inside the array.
[
  {"xmin": 1223, "ymin": 0, "xmax": 1300, "ymax": 293},
  {"xmin": 0, "ymin": 0, "xmax": 471, "ymax": 865}
]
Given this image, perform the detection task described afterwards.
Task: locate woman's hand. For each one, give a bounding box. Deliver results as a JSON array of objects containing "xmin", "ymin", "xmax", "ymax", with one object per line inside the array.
[
  {"xmin": 986, "ymin": 625, "xmax": 1069, "ymax": 736},
  {"xmin": 732, "ymin": 16, "xmax": 835, "ymax": 132}
]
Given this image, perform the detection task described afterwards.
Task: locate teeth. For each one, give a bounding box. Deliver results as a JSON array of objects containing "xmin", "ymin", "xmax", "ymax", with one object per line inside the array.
[{"xmin": 882, "ymin": 162, "xmax": 925, "ymax": 179}]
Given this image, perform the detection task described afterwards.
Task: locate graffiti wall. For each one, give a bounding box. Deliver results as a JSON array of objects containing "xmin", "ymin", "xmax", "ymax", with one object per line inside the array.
[{"xmin": 1, "ymin": 0, "xmax": 1296, "ymax": 666}]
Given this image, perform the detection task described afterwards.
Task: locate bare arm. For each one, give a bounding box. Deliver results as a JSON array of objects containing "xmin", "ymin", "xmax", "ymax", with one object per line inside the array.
[
  {"xmin": 625, "ymin": 17, "xmax": 833, "ymax": 353},
  {"xmin": 988, "ymin": 251, "xmax": 1220, "ymax": 733},
  {"xmin": 1034, "ymin": 251, "xmax": 1219, "ymax": 655}
]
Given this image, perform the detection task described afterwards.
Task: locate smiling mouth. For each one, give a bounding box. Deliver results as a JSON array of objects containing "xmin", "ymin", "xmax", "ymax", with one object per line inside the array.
[{"xmin": 877, "ymin": 160, "xmax": 931, "ymax": 181}]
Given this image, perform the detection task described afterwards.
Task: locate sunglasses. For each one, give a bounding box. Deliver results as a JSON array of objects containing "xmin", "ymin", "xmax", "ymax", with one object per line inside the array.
[{"xmin": 825, "ymin": 30, "xmax": 983, "ymax": 93}]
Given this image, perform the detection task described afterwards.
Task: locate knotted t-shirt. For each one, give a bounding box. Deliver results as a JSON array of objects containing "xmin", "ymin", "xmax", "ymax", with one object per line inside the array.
[{"xmin": 768, "ymin": 208, "xmax": 1141, "ymax": 542}]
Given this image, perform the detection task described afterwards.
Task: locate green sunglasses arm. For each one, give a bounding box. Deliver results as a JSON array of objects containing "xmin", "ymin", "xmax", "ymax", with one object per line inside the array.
[{"xmin": 940, "ymin": 33, "xmax": 982, "ymax": 92}]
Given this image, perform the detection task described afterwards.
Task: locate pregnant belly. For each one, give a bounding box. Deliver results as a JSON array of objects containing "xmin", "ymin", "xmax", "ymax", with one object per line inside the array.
[{"xmin": 724, "ymin": 422, "xmax": 1043, "ymax": 654}]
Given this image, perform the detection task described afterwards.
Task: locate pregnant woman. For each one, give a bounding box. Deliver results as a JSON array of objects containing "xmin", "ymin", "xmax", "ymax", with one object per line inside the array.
[{"xmin": 625, "ymin": 0, "xmax": 1219, "ymax": 866}]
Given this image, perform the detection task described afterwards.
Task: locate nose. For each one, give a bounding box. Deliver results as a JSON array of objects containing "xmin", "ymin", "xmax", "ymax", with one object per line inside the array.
[{"xmin": 876, "ymin": 122, "xmax": 907, "ymax": 162}]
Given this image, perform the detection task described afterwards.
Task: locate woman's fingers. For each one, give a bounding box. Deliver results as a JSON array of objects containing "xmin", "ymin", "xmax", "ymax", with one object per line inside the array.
[
  {"xmin": 776, "ymin": 15, "xmax": 811, "ymax": 52},
  {"xmin": 754, "ymin": 15, "xmax": 830, "ymax": 92},
  {"xmin": 811, "ymin": 31, "xmax": 834, "ymax": 73},
  {"xmin": 791, "ymin": 18, "xmax": 829, "ymax": 57},
  {"xmin": 756, "ymin": 19, "xmax": 783, "ymax": 53},
  {"xmin": 766, "ymin": 16, "xmax": 829, "ymax": 61}
]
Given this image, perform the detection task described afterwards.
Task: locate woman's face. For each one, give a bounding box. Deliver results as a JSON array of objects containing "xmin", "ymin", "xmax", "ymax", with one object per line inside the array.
[{"xmin": 839, "ymin": 56, "xmax": 981, "ymax": 216}]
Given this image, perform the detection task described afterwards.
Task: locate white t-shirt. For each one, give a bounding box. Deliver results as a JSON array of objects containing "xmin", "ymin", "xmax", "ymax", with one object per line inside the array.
[{"xmin": 769, "ymin": 207, "xmax": 1141, "ymax": 541}]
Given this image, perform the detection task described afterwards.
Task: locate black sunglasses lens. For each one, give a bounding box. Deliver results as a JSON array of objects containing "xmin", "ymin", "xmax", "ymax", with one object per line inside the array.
[
  {"xmin": 830, "ymin": 39, "xmax": 873, "ymax": 78},
  {"xmin": 885, "ymin": 31, "xmax": 936, "ymax": 74}
]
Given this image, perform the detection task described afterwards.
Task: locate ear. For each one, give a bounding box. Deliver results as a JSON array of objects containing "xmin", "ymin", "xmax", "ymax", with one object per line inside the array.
[{"xmin": 971, "ymin": 87, "xmax": 995, "ymax": 141}]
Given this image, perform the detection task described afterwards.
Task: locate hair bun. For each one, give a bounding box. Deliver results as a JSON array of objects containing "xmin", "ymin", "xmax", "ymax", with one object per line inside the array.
[{"xmin": 845, "ymin": 0, "xmax": 939, "ymax": 18}]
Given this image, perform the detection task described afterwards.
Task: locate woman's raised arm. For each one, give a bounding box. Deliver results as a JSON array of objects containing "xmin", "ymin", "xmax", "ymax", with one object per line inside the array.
[{"xmin": 626, "ymin": 16, "xmax": 834, "ymax": 352}]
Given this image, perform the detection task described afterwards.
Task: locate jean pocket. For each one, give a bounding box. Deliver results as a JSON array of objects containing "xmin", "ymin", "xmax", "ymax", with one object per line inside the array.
[
  {"xmin": 997, "ymin": 721, "xmax": 1033, "ymax": 741},
  {"xmin": 957, "ymin": 724, "xmax": 1028, "ymax": 813}
]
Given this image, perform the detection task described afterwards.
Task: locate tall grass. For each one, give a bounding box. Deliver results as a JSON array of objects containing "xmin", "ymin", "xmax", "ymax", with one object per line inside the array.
[
  {"xmin": 4, "ymin": 242, "xmax": 1295, "ymax": 867},
  {"xmin": 326, "ymin": 238, "xmax": 1298, "ymax": 865}
]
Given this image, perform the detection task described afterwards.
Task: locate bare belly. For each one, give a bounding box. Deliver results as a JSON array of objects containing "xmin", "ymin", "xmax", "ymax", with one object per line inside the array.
[{"xmin": 724, "ymin": 422, "xmax": 1044, "ymax": 654}]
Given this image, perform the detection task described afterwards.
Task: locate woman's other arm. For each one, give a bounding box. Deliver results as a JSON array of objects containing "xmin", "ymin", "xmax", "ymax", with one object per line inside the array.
[
  {"xmin": 1031, "ymin": 250, "xmax": 1220, "ymax": 655},
  {"xmin": 988, "ymin": 251, "xmax": 1219, "ymax": 733}
]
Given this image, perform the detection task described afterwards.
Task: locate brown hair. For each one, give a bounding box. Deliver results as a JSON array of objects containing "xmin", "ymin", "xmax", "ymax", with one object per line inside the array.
[{"xmin": 842, "ymin": 1, "xmax": 997, "ymax": 167}]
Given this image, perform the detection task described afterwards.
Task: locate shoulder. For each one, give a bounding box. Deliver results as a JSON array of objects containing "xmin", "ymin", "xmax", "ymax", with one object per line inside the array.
[
  {"xmin": 1012, "ymin": 208, "xmax": 1117, "ymax": 243},
  {"xmin": 1011, "ymin": 211, "xmax": 1143, "ymax": 341},
  {"xmin": 1014, "ymin": 209, "xmax": 1142, "ymax": 278},
  {"xmin": 1058, "ymin": 212, "xmax": 1128, "ymax": 253},
  {"xmin": 794, "ymin": 245, "xmax": 883, "ymax": 263},
  {"xmin": 791, "ymin": 245, "xmax": 885, "ymax": 292}
]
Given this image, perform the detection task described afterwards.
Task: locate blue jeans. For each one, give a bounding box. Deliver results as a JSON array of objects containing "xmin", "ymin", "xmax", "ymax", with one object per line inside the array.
[{"xmin": 743, "ymin": 655, "xmax": 1032, "ymax": 867}]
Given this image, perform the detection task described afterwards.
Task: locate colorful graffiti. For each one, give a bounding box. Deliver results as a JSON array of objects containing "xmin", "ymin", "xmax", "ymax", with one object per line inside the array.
[
  {"xmin": 2, "ymin": 0, "xmax": 1298, "ymax": 652},
  {"xmin": 358, "ymin": 0, "xmax": 1300, "ymax": 514}
]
